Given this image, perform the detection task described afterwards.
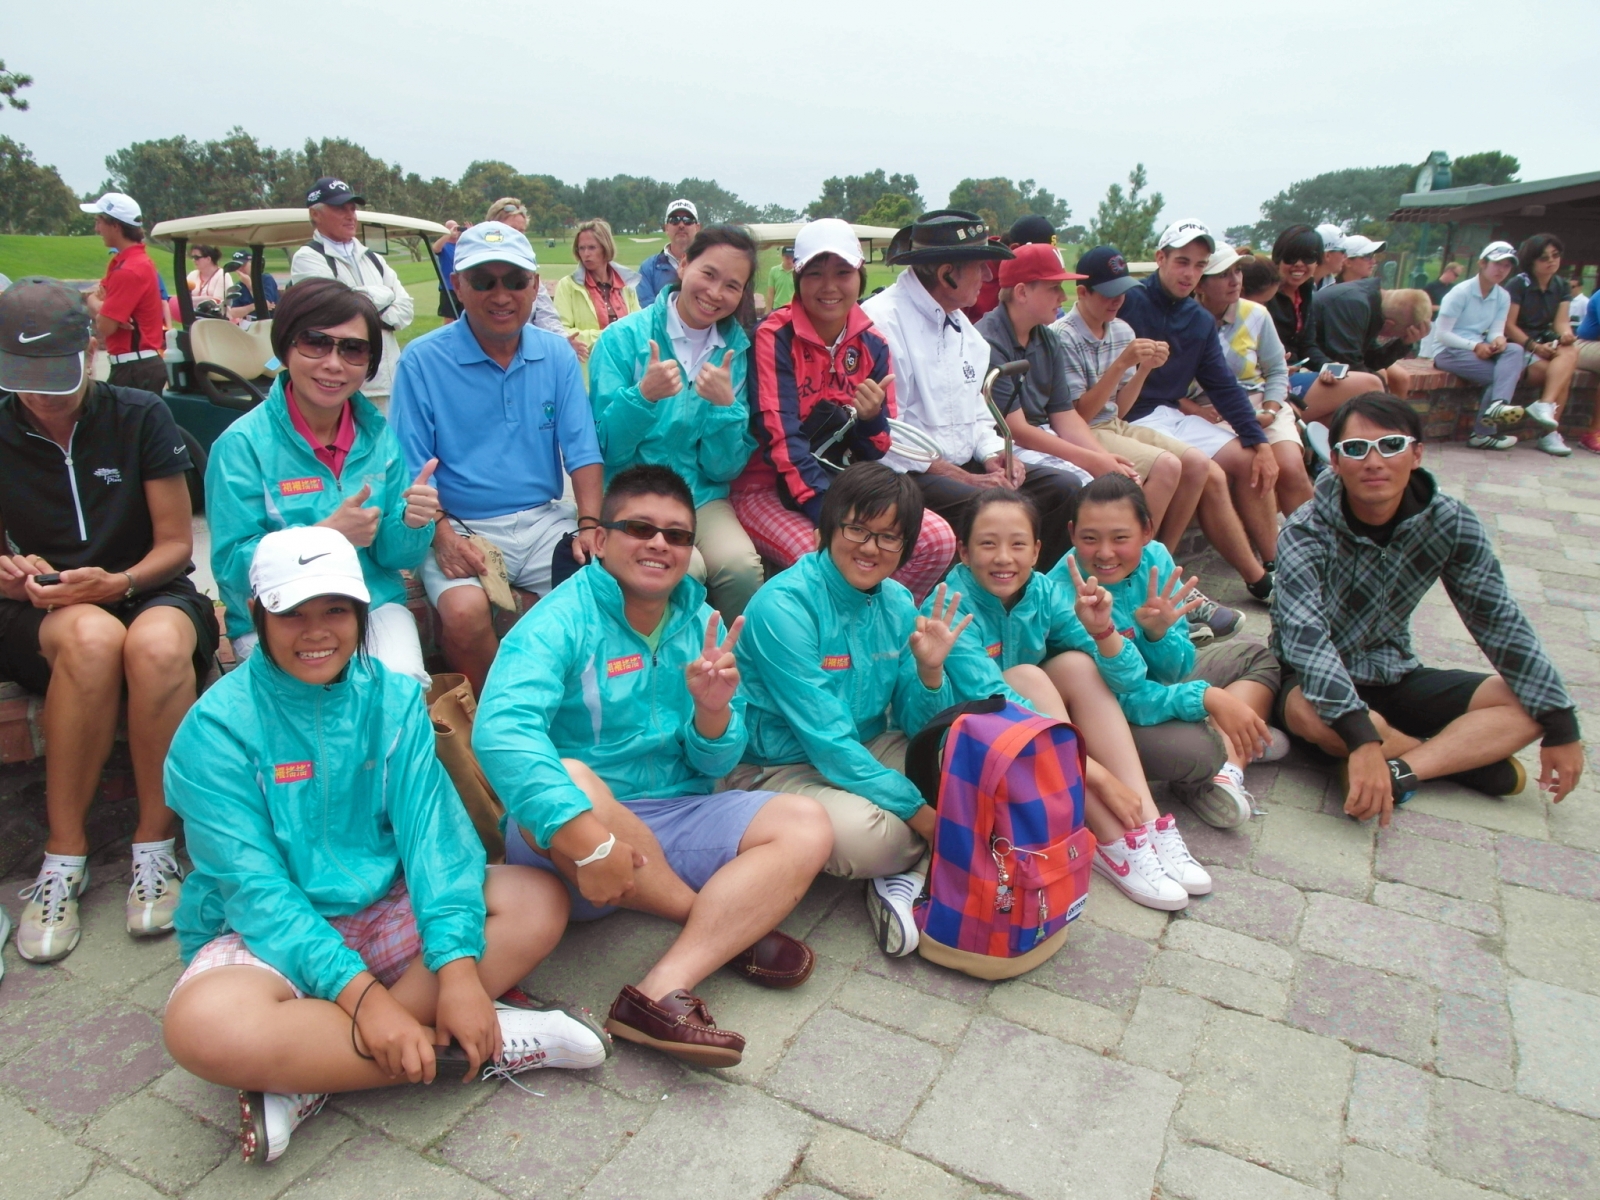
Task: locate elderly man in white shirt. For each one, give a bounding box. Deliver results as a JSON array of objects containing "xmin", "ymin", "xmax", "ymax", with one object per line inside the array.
[
  {"xmin": 862, "ymin": 210, "xmax": 1084, "ymax": 570},
  {"xmin": 289, "ymin": 177, "xmax": 414, "ymax": 402}
]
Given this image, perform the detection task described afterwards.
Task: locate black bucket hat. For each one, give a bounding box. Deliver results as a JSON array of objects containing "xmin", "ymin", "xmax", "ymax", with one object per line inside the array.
[{"xmin": 885, "ymin": 210, "xmax": 1016, "ymax": 266}]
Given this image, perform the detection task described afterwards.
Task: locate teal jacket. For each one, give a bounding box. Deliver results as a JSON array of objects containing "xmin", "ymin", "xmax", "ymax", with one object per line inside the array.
[
  {"xmin": 737, "ymin": 551, "xmax": 953, "ymax": 820},
  {"xmin": 473, "ymin": 562, "xmax": 746, "ymax": 849},
  {"xmin": 1047, "ymin": 542, "xmax": 1209, "ymax": 726},
  {"xmin": 929, "ymin": 563, "xmax": 1152, "ymax": 709},
  {"xmin": 166, "ymin": 651, "xmax": 487, "ymax": 1001},
  {"xmin": 207, "ymin": 377, "xmax": 432, "ymax": 639},
  {"xmin": 588, "ymin": 286, "xmax": 756, "ymax": 507}
]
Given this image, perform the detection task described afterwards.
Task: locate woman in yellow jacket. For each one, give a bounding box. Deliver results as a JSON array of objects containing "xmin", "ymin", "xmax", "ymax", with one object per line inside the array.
[{"xmin": 554, "ymin": 218, "xmax": 640, "ymax": 379}]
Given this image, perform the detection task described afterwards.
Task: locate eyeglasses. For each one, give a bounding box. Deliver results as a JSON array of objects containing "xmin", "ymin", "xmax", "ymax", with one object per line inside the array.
[
  {"xmin": 292, "ymin": 330, "xmax": 372, "ymax": 366},
  {"xmin": 464, "ymin": 269, "xmax": 533, "ymax": 292},
  {"xmin": 840, "ymin": 522, "xmax": 905, "ymax": 553},
  {"xmin": 1332, "ymin": 434, "xmax": 1415, "ymax": 459},
  {"xmin": 602, "ymin": 519, "xmax": 695, "ymax": 547},
  {"xmin": 666, "ymin": 215, "xmax": 698, "ymax": 226}
]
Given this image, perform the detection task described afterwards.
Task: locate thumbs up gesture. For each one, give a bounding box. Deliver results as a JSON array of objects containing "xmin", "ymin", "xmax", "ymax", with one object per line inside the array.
[
  {"xmin": 319, "ymin": 483, "xmax": 381, "ymax": 548},
  {"xmin": 640, "ymin": 339, "xmax": 683, "ymax": 402},
  {"xmin": 402, "ymin": 459, "xmax": 441, "ymax": 529},
  {"xmin": 696, "ymin": 349, "xmax": 736, "ymax": 407}
]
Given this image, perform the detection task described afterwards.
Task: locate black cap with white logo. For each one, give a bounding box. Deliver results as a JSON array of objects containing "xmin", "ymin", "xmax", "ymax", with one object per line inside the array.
[
  {"xmin": 0, "ymin": 277, "xmax": 93, "ymax": 395},
  {"xmin": 305, "ymin": 177, "xmax": 366, "ymax": 207}
]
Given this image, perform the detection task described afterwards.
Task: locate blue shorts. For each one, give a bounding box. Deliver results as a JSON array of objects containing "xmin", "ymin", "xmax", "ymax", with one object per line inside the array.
[
  {"xmin": 505, "ymin": 789, "xmax": 778, "ymax": 921},
  {"xmin": 1288, "ymin": 370, "xmax": 1318, "ymax": 403}
]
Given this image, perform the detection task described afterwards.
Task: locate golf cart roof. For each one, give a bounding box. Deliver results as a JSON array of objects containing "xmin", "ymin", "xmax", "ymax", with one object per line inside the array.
[
  {"xmin": 148, "ymin": 208, "xmax": 448, "ymax": 248},
  {"xmin": 744, "ymin": 222, "xmax": 902, "ymax": 251}
]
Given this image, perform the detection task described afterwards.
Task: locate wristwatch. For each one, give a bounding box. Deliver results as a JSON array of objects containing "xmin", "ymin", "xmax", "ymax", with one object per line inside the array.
[{"xmin": 123, "ymin": 571, "xmax": 137, "ymax": 600}]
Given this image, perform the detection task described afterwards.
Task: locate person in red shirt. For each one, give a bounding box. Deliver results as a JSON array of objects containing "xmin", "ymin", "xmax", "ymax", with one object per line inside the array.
[
  {"xmin": 81, "ymin": 193, "xmax": 168, "ymax": 394},
  {"xmin": 960, "ymin": 215, "xmax": 1058, "ymax": 324}
]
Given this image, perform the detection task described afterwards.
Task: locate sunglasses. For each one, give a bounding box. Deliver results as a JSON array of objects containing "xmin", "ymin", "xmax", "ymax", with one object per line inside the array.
[
  {"xmin": 666, "ymin": 215, "xmax": 698, "ymax": 226},
  {"xmin": 1333, "ymin": 434, "xmax": 1415, "ymax": 459},
  {"xmin": 840, "ymin": 522, "xmax": 905, "ymax": 552},
  {"xmin": 603, "ymin": 519, "xmax": 695, "ymax": 548},
  {"xmin": 464, "ymin": 269, "xmax": 533, "ymax": 292},
  {"xmin": 293, "ymin": 330, "xmax": 372, "ymax": 366}
]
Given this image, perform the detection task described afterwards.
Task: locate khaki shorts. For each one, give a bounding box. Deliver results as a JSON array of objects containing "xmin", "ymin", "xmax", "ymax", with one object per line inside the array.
[
  {"xmin": 1258, "ymin": 402, "xmax": 1303, "ymax": 448},
  {"xmin": 1576, "ymin": 339, "xmax": 1600, "ymax": 375},
  {"xmin": 1091, "ymin": 417, "xmax": 1194, "ymax": 479}
]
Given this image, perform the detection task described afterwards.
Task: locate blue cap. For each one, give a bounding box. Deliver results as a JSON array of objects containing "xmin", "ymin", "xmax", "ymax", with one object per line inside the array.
[
  {"xmin": 305, "ymin": 177, "xmax": 364, "ymax": 207},
  {"xmin": 1074, "ymin": 246, "xmax": 1140, "ymax": 297},
  {"xmin": 451, "ymin": 222, "xmax": 540, "ymax": 274}
]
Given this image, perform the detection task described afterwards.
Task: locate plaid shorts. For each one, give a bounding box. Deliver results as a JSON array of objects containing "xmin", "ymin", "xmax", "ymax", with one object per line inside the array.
[{"xmin": 171, "ymin": 879, "xmax": 421, "ymax": 1001}]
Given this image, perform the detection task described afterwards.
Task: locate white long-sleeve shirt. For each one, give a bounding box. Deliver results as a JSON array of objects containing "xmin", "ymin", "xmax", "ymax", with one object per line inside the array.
[
  {"xmin": 1420, "ymin": 277, "xmax": 1508, "ymax": 357},
  {"xmin": 862, "ymin": 270, "xmax": 1005, "ymax": 472},
  {"xmin": 290, "ymin": 237, "xmax": 415, "ymax": 397}
]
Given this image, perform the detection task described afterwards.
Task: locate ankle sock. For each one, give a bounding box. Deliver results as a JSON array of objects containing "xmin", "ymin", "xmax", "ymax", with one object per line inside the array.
[
  {"xmin": 131, "ymin": 838, "xmax": 176, "ymax": 862},
  {"xmin": 1216, "ymin": 762, "xmax": 1246, "ymax": 788},
  {"xmin": 40, "ymin": 852, "xmax": 87, "ymax": 877}
]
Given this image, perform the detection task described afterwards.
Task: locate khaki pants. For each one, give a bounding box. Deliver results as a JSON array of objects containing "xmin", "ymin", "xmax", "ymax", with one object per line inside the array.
[
  {"xmin": 1091, "ymin": 417, "xmax": 1194, "ymax": 480},
  {"xmin": 725, "ymin": 731, "xmax": 924, "ymax": 880},
  {"xmin": 689, "ymin": 498, "xmax": 764, "ymax": 621}
]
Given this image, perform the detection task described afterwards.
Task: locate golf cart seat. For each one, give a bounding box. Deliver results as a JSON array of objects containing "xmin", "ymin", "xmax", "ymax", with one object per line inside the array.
[{"xmin": 188, "ymin": 318, "xmax": 272, "ymax": 411}]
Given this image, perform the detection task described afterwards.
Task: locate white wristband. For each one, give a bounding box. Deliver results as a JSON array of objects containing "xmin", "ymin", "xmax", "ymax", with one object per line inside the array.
[{"xmin": 574, "ymin": 833, "xmax": 616, "ymax": 868}]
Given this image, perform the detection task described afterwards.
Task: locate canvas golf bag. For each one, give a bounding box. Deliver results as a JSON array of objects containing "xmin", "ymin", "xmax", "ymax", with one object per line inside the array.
[{"xmin": 904, "ymin": 697, "xmax": 1095, "ymax": 979}]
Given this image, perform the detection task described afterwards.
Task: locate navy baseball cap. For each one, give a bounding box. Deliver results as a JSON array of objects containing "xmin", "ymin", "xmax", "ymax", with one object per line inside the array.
[
  {"xmin": 305, "ymin": 177, "xmax": 365, "ymax": 207},
  {"xmin": 1075, "ymin": 246, "xmax": 1140, "ymax": 297}
]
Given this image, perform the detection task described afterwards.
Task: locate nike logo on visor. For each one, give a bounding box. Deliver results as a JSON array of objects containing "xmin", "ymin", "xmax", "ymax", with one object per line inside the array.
[
  {"xmin": 297, "ymin": 553, "xmax": 331, "ymax": 565},
  {"xmin": 17, "ymin": 332, "xmax": 51, "ymax": 343}
]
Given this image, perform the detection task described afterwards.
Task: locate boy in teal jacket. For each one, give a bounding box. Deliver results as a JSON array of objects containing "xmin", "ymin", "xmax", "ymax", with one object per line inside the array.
[
  {"xmin": 588, "ymin": 226, "xmax": 765, "ymax": 620},
  {"xmin": 473, "ymin": 465, "xmax": 831, "ymax": 1070},
  {"xmin": 730, "ymin": 463, "xmax": 970, "ymax": 959}
]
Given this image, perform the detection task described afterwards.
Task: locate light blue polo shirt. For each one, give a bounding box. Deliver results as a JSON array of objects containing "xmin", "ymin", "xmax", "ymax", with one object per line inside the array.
[
  {"xmin": 1421, "ymin": 276, "xmax": 1510, "ymax": 356},
  {"xmin": 389, "ymin": 317, "xmax": 602, "ymax": 521}
]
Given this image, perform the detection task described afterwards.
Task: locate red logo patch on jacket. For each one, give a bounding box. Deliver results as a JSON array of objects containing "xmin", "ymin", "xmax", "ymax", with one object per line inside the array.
[
  {"xmin": 278, "ymin": 477, "xmax": 324, "ymax": 496},
  {"xmin": 273, "ymin": 761, "xmax": 313, "ymax": 783},
  {"xmin": 986, "ymin": 641, "xmax": 1003, "ymax": 659},
  {"xmin": 607, "ymin": 654, "xmax": 644, "ymax": 677},
  {"xmin": 822, "ymin": 654, "xmax": 852, "ymax": 671}
]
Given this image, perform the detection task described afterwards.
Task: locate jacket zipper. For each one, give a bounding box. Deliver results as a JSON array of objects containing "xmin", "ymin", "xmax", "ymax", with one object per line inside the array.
[{"xmin": 26, "ymin": 426, "xmax": 88, "ymax": 541}]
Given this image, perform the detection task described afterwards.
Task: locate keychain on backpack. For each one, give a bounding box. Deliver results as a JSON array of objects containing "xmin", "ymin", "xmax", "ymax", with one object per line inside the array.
[{"xmin": 990, "ymin": 838, "xmax": 1014, "ymax": 912}]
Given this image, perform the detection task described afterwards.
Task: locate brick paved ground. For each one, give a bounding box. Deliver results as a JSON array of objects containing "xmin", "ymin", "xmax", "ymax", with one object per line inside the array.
[{"xmin": 2, "ymin": 441, "xmax": 1598, "ymax": 1200}]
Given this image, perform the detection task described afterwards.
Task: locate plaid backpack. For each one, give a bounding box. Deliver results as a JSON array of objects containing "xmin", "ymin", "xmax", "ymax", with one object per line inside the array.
[{"xmin": 904, "ymin": 697, "xmax": 1095, "ymax": 979}]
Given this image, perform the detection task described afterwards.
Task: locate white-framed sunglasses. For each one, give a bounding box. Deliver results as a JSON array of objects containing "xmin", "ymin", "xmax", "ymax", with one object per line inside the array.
[{"xmin": 1332, "ymin": 434, "xmax": 1416, "ymax": 459}]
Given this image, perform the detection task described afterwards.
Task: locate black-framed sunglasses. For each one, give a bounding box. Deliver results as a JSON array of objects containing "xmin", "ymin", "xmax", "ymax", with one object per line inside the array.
[
  {"xmin": 602, "ymin": 519, "xmax": 695, "ymax": 547},
  {"xmin": 293, "ymin": 330, "xmax": 372, "ymax": 366},
  {"xmin": 464, "ymin": 268, "xmax": 533, "ymax": 292},
  {"xmin": 1332, "ymin": 434, "xmax": 1416, "ymax": 459},
  {"xmin": 840, "ymin": 522, "xmax": 905, "ymax": 552},
  {"xmin": 666, "ymin": 215, "xmax": 698, "ymax": 226}
]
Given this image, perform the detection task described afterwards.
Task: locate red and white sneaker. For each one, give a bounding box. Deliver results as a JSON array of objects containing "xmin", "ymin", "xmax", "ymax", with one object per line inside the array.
[
  {"xmin": 1148, "ymin": 814, "xmax": 1213, "ymax": 895},
  {"xmin": 239, "ymin": 1090, "xmax": 327, "ymax": 1164},
  {"xmin": 1091, "ymin": 827, "xmax": 1190, "ymax": 911}
]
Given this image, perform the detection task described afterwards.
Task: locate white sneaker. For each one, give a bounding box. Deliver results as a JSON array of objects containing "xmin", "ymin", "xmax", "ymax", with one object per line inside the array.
[
  {"xmin": 866, "ymin": 872, "xmax": 922, "ymax": 957},
  {"xmin": 1467, "ymin": 433, "xmax": 1518, "ymax": 451},
  {"xmin": 1092, "ymin": 826, "xmax": 1189, "ymax": 911},
  {"xmin": 1148, "ymin": 814, "xmax": 1213, "ymax": 895},
  {"xmin": 484, "ymin": 1003, "xmax": 612, "ymax": 1076},
  {"xmin": 16, "ymin": 858, "xmax": 88, "ymax": 963},
  {"xmin": 1526, "ymin": 400, "xmax": 1560, "ymax": 430},
  {"xmin": 1261, "ymin": 727, "xmax": 1291, "ymax": 762},
  {"xmin": 127, "ymin": 842, "xmax": 183, "ymax": 937},
  {"xmin": 1536, "ymin": 430, "xmax": 1573, "ymax": 457},
  {"xmin": 1183, "ymin": 770, "xmax": 1254, "ymax": 829},
  {"xmin": 239, "ymin": 1090, "xmax": 327, "ymax": 1164}
]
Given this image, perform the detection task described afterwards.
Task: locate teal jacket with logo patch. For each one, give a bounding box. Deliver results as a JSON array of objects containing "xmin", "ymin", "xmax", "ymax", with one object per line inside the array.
[
  {"xmin": 206, "ymin": 376, "xmax": 432, "ymax": 639},
  {"xmin": 166, "ymin": 650, "xmax": 487, "ymax": 1002},
  {"xmin": 473, "ymin": 561, "xmax": 746, "ymax": 849},
  {"xmin": 736, "ymin": 551, "xmax": 953, "ymax": 820}
]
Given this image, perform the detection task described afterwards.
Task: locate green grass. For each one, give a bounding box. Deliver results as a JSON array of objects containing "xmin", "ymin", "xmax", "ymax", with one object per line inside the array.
[{"xmin": 0, "ymin": 234, "xmax": 120, "ymax": 281}]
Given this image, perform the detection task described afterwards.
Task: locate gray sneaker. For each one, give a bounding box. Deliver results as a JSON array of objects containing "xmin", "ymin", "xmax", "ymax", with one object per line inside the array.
[{"xmin": 1190, "ymin": 593, "xmax": 1245, "ymax": 641}]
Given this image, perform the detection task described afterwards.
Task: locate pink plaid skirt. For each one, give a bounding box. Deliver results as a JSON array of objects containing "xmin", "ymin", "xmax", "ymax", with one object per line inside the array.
[{"xmin": 171, "ymin": 879, "xmax": 421, "ymax": 1001}]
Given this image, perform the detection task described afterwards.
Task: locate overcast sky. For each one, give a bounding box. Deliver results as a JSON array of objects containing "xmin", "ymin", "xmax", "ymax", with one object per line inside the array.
[{"xmin": 7, "ymin": 0, "xmax": 1597, "ymax": 231}]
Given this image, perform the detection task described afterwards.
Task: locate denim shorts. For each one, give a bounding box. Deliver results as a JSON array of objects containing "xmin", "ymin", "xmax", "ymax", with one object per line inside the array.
[{"xmin": 505, "ymin": 789, "xmax": 777, "ymax": 920}]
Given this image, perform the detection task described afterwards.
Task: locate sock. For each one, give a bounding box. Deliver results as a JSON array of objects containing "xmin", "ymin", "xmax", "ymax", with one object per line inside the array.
[
  {"xmin": 1246, "ymin": 573, "xmax": 1273, "ymax": 600},
  {"xmin": 40, "ymin": 852, "xmax": 87, "ymax": 880},
  {"xmin": 1216, "ymin": 762, "xmax": 1245, "ymax": 788},
  {"xmin": 131, "ymin": 838, "xmax": 176, "ymax": 862}
]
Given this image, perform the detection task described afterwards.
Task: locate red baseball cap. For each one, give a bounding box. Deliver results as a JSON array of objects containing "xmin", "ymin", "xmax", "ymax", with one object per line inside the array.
[{"xmin": 998, "ymin": 243, "xmax": 1086, "ymax": 289}]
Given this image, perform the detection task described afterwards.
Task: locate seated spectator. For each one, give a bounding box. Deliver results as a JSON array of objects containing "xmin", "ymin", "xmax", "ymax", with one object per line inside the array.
[
  {"xmin": 765, "ymin": 244, "xmax": 795, "ymax": 313},
  {"xmin": 1312, "ymin": 224, "xmax": 1347, "ymax": 290},
  {"xmin": 163, "ymin": 527, "xmax": 608, "ymax": 1165},
  {"xmin": 636, "ymin": 199, "xmax": 702, "ymax": 308},
  {"xmin": 1426, "ymin": 261, "xmax": 1464, "ymax": 313},
  {"xmin": 934, "ymin": 491, "xmax": 1207, "ymax": 910},
  {"xmin": 208, "ymin": 279, "xmax": 439, "ymax": 685},
  {"xmin": 430, "ymin": 220, "xmax": 466, "ymax": 324},
  {"xmin": 1417, "ymin": 242, "xmax": 1527, "ymax": 451},
  {"xmin": 187, "ymin": 244, "xmax": 228, "ymax": 309},
  {"xmin": 1265, "ymin": 225, "xmax": 1386, "ymax": 424},
  {"xmin": 1273, "ymin": 394, "xmax": 1583, "ymax": 823},
  {"xmin": 554, "ymin": 218, "xmax": 640, "ymax": 373},
  {"xmin": 1118, "ymin": 220, "xmax": 1278, "ymax": 600},
  {"xmin": 1312, "ymin": 274, "xmax": 1433, "ymax": 398},
  {"xmin": 481, "ymin": 198, "xmax": 567, "ymax": 335},
  {"xmin": 1193, "ymin": 244, "xmax": 1314, "ymax": 516},
  {"xmin": 0, "ymin": 279, "xmax": 217, "ymax": 965},
  {"xmin": 730, "ymin": 218, "xmax": 956, "ymax": 602},
  {"xmin": 473, "ymin": 466, "xmax": 832, "ymax": 1068},
  {"xmin": 1240, "ymin": 256, "xmax": 1279, "ymax": 305},
  {"xmin": 590, "ymin": 224, "xmax": 764, "ymax": 620},
  {"xmin": 1569, "ymin": 277, "xmax": 1589, "ymax": 327},
  {"xmin": 1506, "ymin": 233, "xmax": 1578, "ymax": 456},
  {"xmin": 729, "ymin": 463, "xmax": 966, "ymax": 958},
  {"xmin": 1337, "ymin": 235, "xmax": 1384, "ymax": 282},
  {"xmin": 1051, "ymin": 474, "xmax": 1285, "ymax": 830},
  {"xmin": 963, "ymin": 214, "xmax": 1058, "ymax": 323},
  {"xmin": 862, "ymin": 210, "xmax": 1082, "ymax": 572},
  {"xmin": 224, "ymin": 251, "xmax": 279, "ymax": 323},
  {"xmin": 390, "ymin": 223, "xmax": 602, "ymax": 698}
]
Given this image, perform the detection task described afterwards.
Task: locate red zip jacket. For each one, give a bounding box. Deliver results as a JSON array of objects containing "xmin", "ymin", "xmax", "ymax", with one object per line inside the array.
[{"xmin": 737, "ymin": 302, "xmax": 897, "ymax": 523}]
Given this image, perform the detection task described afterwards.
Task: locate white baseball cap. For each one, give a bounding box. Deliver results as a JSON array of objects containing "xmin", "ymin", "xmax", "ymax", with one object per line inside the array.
[
  {"xmin": 1341, "ymin": 234, "xmax": 1386, "ymax": 258},
  {"xmin": 1315, "ymin": 223, "xmax": 1347, "ymax": 252},
  {"xmin": 1157, "ymin": 218, "xmax": 1216, "ymax": 252},
  {"xmin": 1202, "ymin": 242, "xmax": 1244, "ymax": 276},
  {"xmin": 452, "ymin": 222, "xmax": 540, "ymax": 274},
  {"xmin": 665, "ymin": 198, "xmax": 699, "ymax": 222},
  {"xmin": 1479, "ymin": 240, "xmax": 1518, "ymax": 262},
  {"xmin": 79, "ymin": 192, "xmax": 142, "ymax": 226},
  {"xmin": 793, "ymin": 218, "xmax": 864, "ymax": 271},
  {"xmin": 250, "ymin": 527, "xmax": 369, "ymax": 614}
]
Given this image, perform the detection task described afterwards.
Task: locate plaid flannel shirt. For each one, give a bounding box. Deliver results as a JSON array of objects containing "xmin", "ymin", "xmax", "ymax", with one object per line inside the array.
[{"xmin": 1271, "ymin": 469, "xmax": 1576, "ymax": 746}]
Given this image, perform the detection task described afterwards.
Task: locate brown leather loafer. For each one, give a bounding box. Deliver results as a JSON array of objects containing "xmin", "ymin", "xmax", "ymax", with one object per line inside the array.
[
  {"xmin": 605, "ymin": 986, "xmax": 745, "ymax": 1068},
  {"xmin": 729, "ymin": 930, "xmax": 816, "ymax": 989}
]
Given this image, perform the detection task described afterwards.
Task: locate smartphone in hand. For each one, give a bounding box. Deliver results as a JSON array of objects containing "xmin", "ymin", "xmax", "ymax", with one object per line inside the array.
[{"xmin": 33, "ymin": 572, "xmax": 62, "ymax": 586}]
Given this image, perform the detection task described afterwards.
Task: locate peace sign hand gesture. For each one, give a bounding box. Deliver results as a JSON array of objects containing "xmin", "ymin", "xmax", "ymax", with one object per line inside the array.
[
  {"xmin": 910, "ymin": 583, "xmax": 973, "ymax": 688},
  {"xmin": 696, "ymin": 350, "xmax": 737, "ymax": 407},
  {"xmin": 1133, "ymin": 565, "xmax": 1201, "ymax": 641},
  {"xmin": 1065, "ymin": 555, "xmax": 1116, "ymax": 642},
  {"xmin": 686, "ymin": 613, "xmax": 744, "ymax": 721}
]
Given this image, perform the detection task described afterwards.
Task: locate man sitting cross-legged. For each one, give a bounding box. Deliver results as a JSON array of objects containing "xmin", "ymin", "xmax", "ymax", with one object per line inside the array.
[
  {"xmin": 1273, "ymin": 394, "xmax": 1585, "ymax": 825},
  {"xmin": 472, "ymin": 465, "xmax": 832, "ymax": 1068}
]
